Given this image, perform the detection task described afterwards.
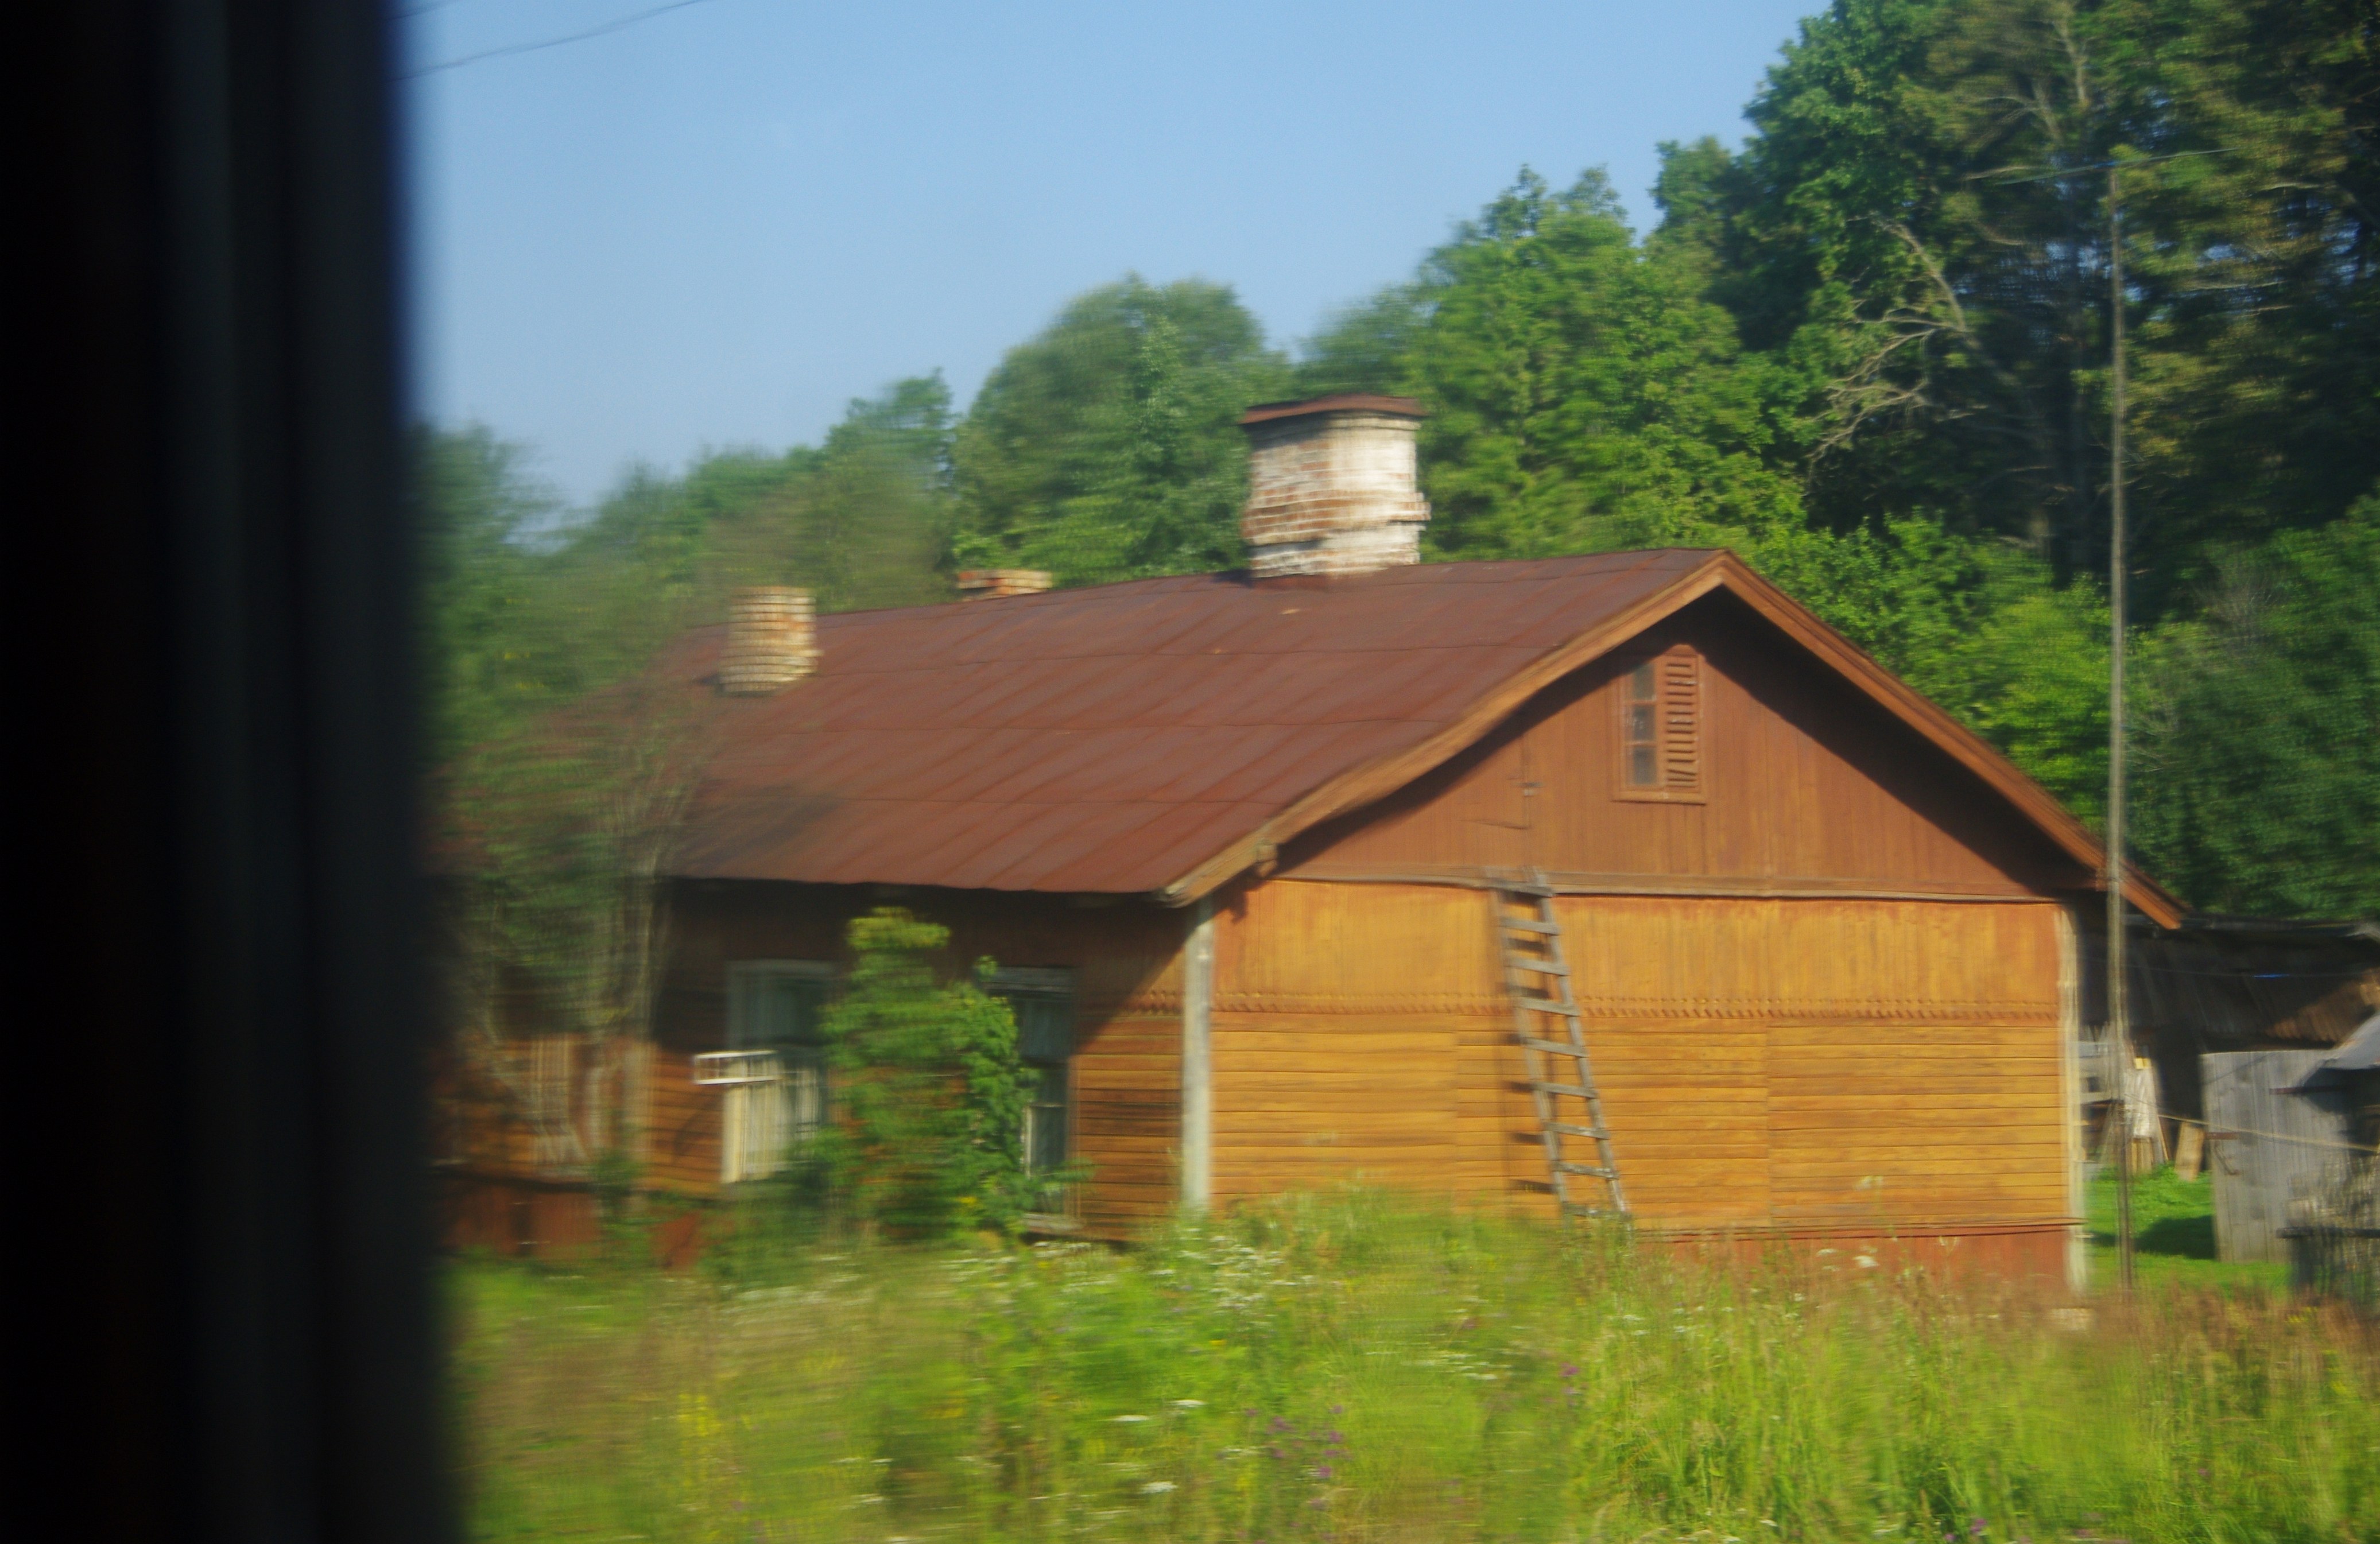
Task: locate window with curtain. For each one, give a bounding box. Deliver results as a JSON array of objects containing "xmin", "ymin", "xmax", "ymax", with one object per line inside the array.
[{"xmin": 726, "ymin": 963, "xmax": 836, "ymax": 1180}]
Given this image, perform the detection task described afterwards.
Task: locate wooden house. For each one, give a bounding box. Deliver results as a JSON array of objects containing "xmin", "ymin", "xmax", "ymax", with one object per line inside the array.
[{"xmin": 443, "ymin": 395, "xmax": 2183, "ymax": 1283}]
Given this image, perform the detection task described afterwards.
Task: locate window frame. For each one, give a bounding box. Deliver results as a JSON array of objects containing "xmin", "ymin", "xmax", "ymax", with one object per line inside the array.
[
  {"xmin": 1612, "ymin": 644, "xmax": 1707, "ymax": 805},
  {"xmin": 723, "ymin": 960, "xmax": 839, "ymax": 1181},
  {"xmin": 987, "ymin": 966, "xmax": 1077, "ymax": 1221}
]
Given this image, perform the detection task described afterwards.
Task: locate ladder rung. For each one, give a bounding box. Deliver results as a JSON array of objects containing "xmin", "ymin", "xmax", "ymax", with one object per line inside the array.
[
  {"xmin": 1532, "ymin": 1081, "xmax": 1598, "ymax": 1100},
  {"xmin": 1498, "ymin": 918, "xmax": 1559, "ymax": 935},
  {"xmin": 1498, "ymin": 884, "xmax": 1554, "ymax": 899},
  {"xmin": 1514, "ymin": 999, "xmax": 1580, "ymax": 1017},
  {"xmin": 1519, "ymin": 1035, "xmax": 1590, "ymax": 1057},
  {"xmin": 1552, "ymin": 1160, "xmax": 1615, "ymax": 1178},
  {"xmin": 1546, "ymin": 1121, "xmax": 1608, "ymax": 1139},
  {"xmin": 1506, "ymin": 958, "xmax": 1569, "ymax": 976}
]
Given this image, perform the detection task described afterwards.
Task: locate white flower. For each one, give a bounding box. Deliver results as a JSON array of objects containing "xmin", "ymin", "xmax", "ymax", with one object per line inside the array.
[
  {"xmin": 1141, "ymin": 1481, "xmax": 1177, "ymax": 1494},
  {"xmin": 1172, "ymin": 1399, "xmax": 1205, "ymax": 1409},
  {"xmin": 1113, "ymin": 1414, "xmax": 1149, "ymax": 1423}
]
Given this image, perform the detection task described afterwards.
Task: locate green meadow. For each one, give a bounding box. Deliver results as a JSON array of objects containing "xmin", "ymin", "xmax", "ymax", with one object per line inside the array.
[{"xmin": 451, "ymin": 1193, "xmax": 2374, "ymax": 1543}]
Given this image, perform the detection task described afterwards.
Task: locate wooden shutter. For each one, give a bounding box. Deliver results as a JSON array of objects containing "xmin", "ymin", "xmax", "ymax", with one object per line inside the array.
[
  {"xmin": 1615, "ymin": 646, "xmax": 1704, "ymax": 803},
  {"xmin": 1657, "ymin": 650, "xmax": 1701, "ymax": 794}
]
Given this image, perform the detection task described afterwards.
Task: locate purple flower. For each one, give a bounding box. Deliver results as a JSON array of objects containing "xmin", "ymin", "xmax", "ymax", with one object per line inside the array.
[
  {"xmin": 1316, "ymin": 1465, "xmax": 1334, "ymax": 1480},
  {"xmin": 1331, "ymin": 1404, "xmax": 1344, "ymax": 1414},
  {"xmin": 1272, "ymin": 1416, "xmax": 1289, "ymax": 1432},
  {"xmin": 1562, "ymin": 1363, "xmax": 1579, "ymax": 1378},
  {"xmin": 1972, "ymin": 1523, "xmax": 1987, "ymax": 1538}
]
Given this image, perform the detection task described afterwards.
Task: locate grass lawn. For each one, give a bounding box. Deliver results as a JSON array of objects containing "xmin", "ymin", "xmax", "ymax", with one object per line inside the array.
[
  {"xmin": 2083, "ymin": 1165, "xmax": 2289, "ymax": 1294},
  {"xmin": 450, "ymin": 1196, "xmax": 2377, "ymax": 1543}
]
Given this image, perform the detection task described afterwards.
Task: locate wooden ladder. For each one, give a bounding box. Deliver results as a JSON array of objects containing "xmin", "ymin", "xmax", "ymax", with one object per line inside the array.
[{"xmin": 1493, "ymin": 876, "xmax": 1627, "ymax": 1219}]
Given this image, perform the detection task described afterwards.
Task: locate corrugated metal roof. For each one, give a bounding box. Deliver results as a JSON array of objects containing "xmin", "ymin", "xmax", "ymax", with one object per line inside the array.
[
  {"xmin": 665, "ymin": 551, "xmax": 1711, "ymax": 895},
  {"xmin": 654, "ymin": 546, "xmax": 2181, "ymax": 921}
]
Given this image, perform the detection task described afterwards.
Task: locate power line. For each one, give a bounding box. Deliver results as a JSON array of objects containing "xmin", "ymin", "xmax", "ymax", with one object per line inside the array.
[{"xmin": 404, "ymin": 0, "xmax": 723, "ymax": 78}]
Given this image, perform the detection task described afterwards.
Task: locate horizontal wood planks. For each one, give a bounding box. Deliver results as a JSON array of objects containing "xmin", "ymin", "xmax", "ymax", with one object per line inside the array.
[
  {"xmin": 447, "ymin": 886, "xmax": 1191, "ymax": 1233},
  {"xmin": 661, "ymin": 884, "xmax": 1191, "ymax": 1233},
  {"xmin": 1210, "ymin": 881, "xmax": 2071, "ymax": 1236},
  {"xmin": 1281, "ymin": 592, "xmax": 2082, "ymax": 898}
]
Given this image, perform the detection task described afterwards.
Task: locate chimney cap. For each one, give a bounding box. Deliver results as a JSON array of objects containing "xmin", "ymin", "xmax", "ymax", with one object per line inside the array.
[
  {"xmin": 957, "ymin": 568, "xmax": 1054, "ymax": 600},
  {"xmin": 1239, "ymin": 393, "xmax": 1424, "ymax": 428}
]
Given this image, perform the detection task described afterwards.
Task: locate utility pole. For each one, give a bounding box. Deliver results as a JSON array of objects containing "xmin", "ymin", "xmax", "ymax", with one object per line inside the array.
[{"xmin": 2106, "ymin": 162, "xmax": 2136, "ymax": 1295}]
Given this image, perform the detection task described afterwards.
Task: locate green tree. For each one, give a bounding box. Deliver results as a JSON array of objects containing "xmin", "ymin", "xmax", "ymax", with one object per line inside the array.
[
  {"xmin": 952, "ymin": 277, "xmax": 1290, "ymax": 584},
  {"xmin": 2133, "ymin": 496, "xmax": 2380, "ymax": 918},
  {"xmin": 1689, "ymin": 0, "xmax": 2380, "ymax": 603},
  {"xmin": 1292, "ymin": 282, "xmax": 1431, "ymax": 398},
  {"xmin": 414, "ymin": 424, "xmax": 568, "ymax": 763},
  {"xmin": 821, "ymin": 909, "xmax": 1042, "ymax": 1240},
  {"xmin": 1406, "ymin": 169, "xmax": 1806, "ymax": 559}
]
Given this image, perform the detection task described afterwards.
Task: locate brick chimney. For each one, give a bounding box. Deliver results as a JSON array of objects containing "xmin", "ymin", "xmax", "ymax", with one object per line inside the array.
[
  {"xmin": 719, "ymin": 587, "xmax": 817, "ymax": 696},
  {"xmin": 956, "ymin": 569, "xmax": 1054, "ymax": 600},
  {"xmin": 1239, "ymin": 394, "xmax": 1429, "ymax": 580}
]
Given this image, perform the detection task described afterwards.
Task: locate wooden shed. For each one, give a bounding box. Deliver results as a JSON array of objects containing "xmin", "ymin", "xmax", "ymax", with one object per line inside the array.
[
  {"xmin": 2109, "ymin": 915, "xmax": 2380, "ymax": 1127},
  {"xmin": 441, "ymin": 396, "xmax": 2180, "ymax": 1282}
]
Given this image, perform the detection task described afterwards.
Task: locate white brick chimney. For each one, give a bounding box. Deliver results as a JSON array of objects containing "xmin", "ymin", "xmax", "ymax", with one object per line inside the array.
[
  {"xmin": 719, "ymin": 587, "xmax": 817, "ymax": 696},
  {"xmin": 1239, "ymin": 394, "xmax": 1429, "ymax": 580}
]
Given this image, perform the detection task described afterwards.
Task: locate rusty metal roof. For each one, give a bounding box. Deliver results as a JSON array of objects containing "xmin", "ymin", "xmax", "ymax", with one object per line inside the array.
[
  {"xmin": 665, "ymin": 551, "xmax": 1710, "ymax": 896},
  {"xmin": 660, "ymin": 546, "xmax": 2177, "ymax": 920}
]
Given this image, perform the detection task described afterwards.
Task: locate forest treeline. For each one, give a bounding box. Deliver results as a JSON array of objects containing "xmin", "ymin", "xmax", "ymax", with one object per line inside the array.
[{"xmin": 426, "ymin": 0, "xmax": 2379, "ymax": 924}]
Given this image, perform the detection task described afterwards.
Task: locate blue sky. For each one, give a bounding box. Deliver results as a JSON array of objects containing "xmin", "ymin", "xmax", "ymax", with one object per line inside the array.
[{"xmin": 402, "ymin": 0, "xmax": 1817, "ymax": 507}]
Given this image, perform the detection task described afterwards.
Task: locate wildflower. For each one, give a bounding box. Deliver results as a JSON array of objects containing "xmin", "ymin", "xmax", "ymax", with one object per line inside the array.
[
  {"xmin": 1113, "ymin": 1414, "xmax": 1149, "ymax": 1424},
  {"xmin": 1315, "ymin": 1464, "xmax": 1334, "ymax": 1480},
  {"xmin": 1141, "ymin": 1481, "xmax": 1176, "ymax": 1495},
  {"xmin": 1970, "ymin": 1523, "xmax": 1986, "ymax": 1538},
  {"xmin": 1173, "ymin": 1399, "xmax": 1205, "ymax": 1409},
  {"xmin": 1562, "ymin": 1363, "xmax": 1579, "ymax": 1378}
]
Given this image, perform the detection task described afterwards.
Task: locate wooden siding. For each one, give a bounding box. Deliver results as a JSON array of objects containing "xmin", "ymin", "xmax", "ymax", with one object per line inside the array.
[
  {"xmin": 1210, "ymin": 880, "xmax": 2071, "ymax": 1236},
  {"xmin": 1281, "ymin": 594, "xmax": 2084, "ymax": 899},
  {"xmin": 653, "ymin": 884, "xmax": 1188, "ymax": 1233}
]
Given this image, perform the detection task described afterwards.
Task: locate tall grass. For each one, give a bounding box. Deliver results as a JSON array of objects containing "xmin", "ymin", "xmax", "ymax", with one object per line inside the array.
[{"xmin": 452, "ymin": 1196, "xmax": 2378, "ymax": 1542}]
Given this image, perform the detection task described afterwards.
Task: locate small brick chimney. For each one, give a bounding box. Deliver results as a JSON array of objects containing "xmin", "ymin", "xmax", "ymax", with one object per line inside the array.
[
  {"xmin": 1239, "ymin": 394, "xmax": 1428, "ymax": 580},
  {"xmin": 956, "ymin": 569, "xmax": 1054, "ymax": 601},
  {"xmin": 719, "ymin": 586, "xmax": 817, "ymax": 696}
]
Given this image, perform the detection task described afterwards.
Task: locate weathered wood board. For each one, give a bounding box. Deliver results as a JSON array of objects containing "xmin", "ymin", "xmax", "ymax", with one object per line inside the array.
[{"xmin": 2202, "ymin": 1050, "xmax": 2356, "ymax": 1262}]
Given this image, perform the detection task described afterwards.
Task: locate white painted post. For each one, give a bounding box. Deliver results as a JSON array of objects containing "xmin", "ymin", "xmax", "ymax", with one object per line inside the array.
[
  {"xmin": 2057, "ymin": 906, "xmax": 2088, "ymax": 1294},
  {"xmin": 1182, "ymin": 897, "xmax": 1216, "ymax": 1211}
]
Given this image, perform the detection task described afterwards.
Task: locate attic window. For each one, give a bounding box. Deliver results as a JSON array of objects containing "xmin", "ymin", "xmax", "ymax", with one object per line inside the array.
[{"xmin": 1616, "ymin": 647, "xmax": 1704, "ymax": 802}]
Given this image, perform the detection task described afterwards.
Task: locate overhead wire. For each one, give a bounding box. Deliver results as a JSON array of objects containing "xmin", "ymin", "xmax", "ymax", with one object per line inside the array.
[{"xmin": 404, "ymin": 0, "xmax": 724, "ymax": 77}]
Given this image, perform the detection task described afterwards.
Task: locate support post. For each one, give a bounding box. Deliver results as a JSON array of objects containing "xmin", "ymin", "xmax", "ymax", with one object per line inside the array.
[
  {"xmin": 2056, "ymin": 906, "xmax": 2090, "ymax": 1295},
  {"xmin": 2107, "ymin": 162, "xmax": 2136, "ymax": 1295},
  {"xmin": 1181, "ymin": 897, "xmax": 1216, "ymax": 1211}
]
